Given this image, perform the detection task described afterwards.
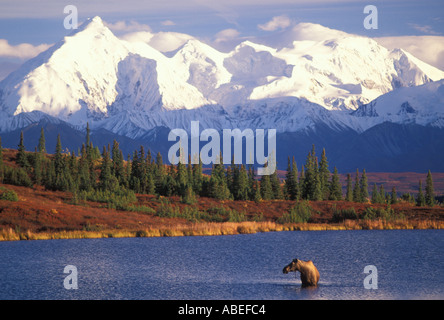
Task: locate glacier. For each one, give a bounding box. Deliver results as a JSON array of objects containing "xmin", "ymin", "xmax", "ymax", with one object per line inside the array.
[{"xmin": 0, "ymin": 15, "xmax": 443, "ymax": 168}]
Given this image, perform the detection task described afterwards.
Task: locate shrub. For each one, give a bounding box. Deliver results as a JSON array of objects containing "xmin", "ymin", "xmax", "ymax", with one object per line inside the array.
[
  {"xmin": 278, "ymin": 201, "xmax": 312, "ymax": 224},
  {"xmin": 126, "ymin": 205, "xmax": 156, "ymax": 214},
  {"xmin": 0, "ymin": 186, "xmax": 19, "ymax": 202},
  {"xmin": 252, "ymin": 212, "xmax": 265, "ymax": 222},
  {"xmin": 181, "ymin": 206, "xmax": 209, "ymax": 222},
  {"xmin": 2, "ymin": 166, "xmax": 33, "ymax": 187},
  {"xmin": 362, "ymin": 205, "xmax": 403, "ymax": 221},
  {"xmin": 332, "ymin": 207, "xmax": 358, "ymax": 222},
  {"xmin": 78, "ymin": 186, "xmax": 137, "ymax": 210},
  {"xmin": 204, "ymin": 206, "xmax": 226, "ymax": 222},
  {"xmin": 228, "ymin": 209, "xmax": 247, "ymax": 222},
  {"xmin": 156, "ymin": 201, "xmax": 180, "ymax": 218},
  {"xmin": 135, "ymin": 230, "xmax": 148, "ymax": 237},
  {"xmin": 181, "ymin": 186, "xmax": 197, "ymax": 205}
]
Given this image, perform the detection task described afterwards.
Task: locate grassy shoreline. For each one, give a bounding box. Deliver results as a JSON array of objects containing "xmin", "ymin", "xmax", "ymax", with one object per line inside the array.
[
  {"xmin": 1, "ymin": 183, "xmax": 444, "ymax": 242},
  {"xmin": 1, "ymin": 218, "xmax": 443, "ymax": 241}
]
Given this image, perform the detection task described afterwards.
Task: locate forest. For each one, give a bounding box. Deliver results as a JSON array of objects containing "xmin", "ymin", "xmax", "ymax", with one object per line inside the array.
[
  {"xmin": 0, "ymin": 125, "xmax": 443, "ymax": 241},
  {"xmin": 0, "ymin": 124, "xmax": 437, "ymax": 209}
]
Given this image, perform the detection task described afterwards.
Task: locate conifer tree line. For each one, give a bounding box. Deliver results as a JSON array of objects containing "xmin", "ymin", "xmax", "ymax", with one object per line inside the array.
[{"xmin": 0, "ymin": 126, "xmax": 437, "ymax": 207}]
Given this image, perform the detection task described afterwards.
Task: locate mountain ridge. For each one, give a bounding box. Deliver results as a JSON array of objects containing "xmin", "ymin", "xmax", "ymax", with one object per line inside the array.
[
  {"xmin": 1, "ymin": 16, "xmax": 443, "ymax": 135},
  {"xmin": 0, "ymin": 16, "xmax": 444, "ymax": 172}
]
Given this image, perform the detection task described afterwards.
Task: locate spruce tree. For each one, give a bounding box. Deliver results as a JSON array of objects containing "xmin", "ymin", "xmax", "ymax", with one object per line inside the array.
[
  {"xmin": 187, "ymin": 154, "xmax": 193, "ymax": 190},
  {"xmin": 176, "ymin": 158, "xmax": 188, "ymax": 197},
  {"xmin": 54, "ymin": 134, "xmax": 64, "ymax": 176},
  {"xmin": 284, "ymin": 156, "xmax": 293, "ymax": 199},
  {"xmin": 291, "ymin": 157, "xmax": 300, "ymax": 200},
  {"xmin": 345, "ymin": 173, "xmax": 353, "ymax": 202},
  {"xmin": 379, "ymin": 184, "xmax": 386, "ymax": 204},
  {"xmin": 285, "ymin": 156, "xmax": 299, "ymax": 200},
  {"xmin": 38, "ymin": 127, "xmax": 46, "ymax": 154},
  {"xmin": 111, "ymin": 140, "xmax": 125, "ymax": 185},
  {"xmin": 33, "ymin": 147, "xmax": 43, "ymax": 185},
  {"xmin": 0, "ymin": 136, "xmax": 3, "ymax": 183},
  {"xmin": 416, "ymin": 182, "xmax": 422, "ymax": 205},
  {"xmin": 69, "ymin": 151, "xmax": 78, "ymax": 178},
  {"xmin": 124, "ymin": 154, "xmax": 131, "ymax": 189},
  {"xmin": 192, "ymin": 156, "xmax": 203, "ymax": 195},
  {"xmin": 229, "ymin": 156, "xmax": 239, "ymax": 197},
  {"xmin": 236, "ymin": 165, "xmax": 250, "ymax": 200},
  {"xmin": 313, "ymin": 173, "xmax": 323, "ymax": 201},
  {"xmin": 16, "ymin": 131, "xmax": 29, "ymax": 168},
  {"xmin": 253, "ymin": 179, "xmax": 261, "ymax": 203},
  {"xmin": 99, "ymin": 147, "xmax": 118, "ymax": 191},
  {"xmin": 371, "ymin": 183, "xmax": 380, "ymax": 204},
  {"xmin": 139, "ymin": 146, "xmax": 148, "ymax": 193},
  {"xmin": 425, "ymin": 170, "xmax": 435, "ymax": 207},
  {"xmin": 329, "ymin": 167, "xmax": 342, "ymax": 200},
  {"xmin": 260, "ymin": 173, "xmax": 273, "ymax": 200},
  {"xmin": 130, "ymin": 150, "xmax": 142, "ymax": 193},
  {"xmin": 359, "ymin": 169, "xmax": 369, "ymax": 202},
  {"xmin": 299, "ymin": 166, "xmax": 305, "ymax": 199},
  {"xmin": 318, "ymin": 148, "xmax": 330, "ymax": 200},
  {"xmin": 416, "ymin": 180, "xmax": 426, "ymax": 207},
  {"xmin": 390, "ymin": 186, "xmax": 398, "ymax": 204},
  {"xmin": 270, "ymin": 166, "xmax": 283, "ymax": 199},
  {"xmin": 155, "ymin": 152, "xmax": 166, "ymax": 194},
  {"xmin": 302, "ymin": 146, "xmax": 319, "ymax": 200},
  {"xmin": 145, "ymin": 155, "xmax": 156, "ymax": 195},
  {"xmin": 352, "ymin": 169, "xmax": 361, "ymax": 202},
  {"xmin": 209, "ymin": 153, "xmax": 231, "ymax": 200},
  {"xmin": 78, "ymin": 144, "xmax": 91, "ymax": 190},
  {"xmin": 247, "ymin": 164, "xmax": 256, "ymax": 200}
]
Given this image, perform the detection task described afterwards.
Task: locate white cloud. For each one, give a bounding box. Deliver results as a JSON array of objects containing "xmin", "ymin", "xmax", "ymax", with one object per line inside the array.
[
  {"xmin": 408, "ymin": 23, "xmax": 440, "ymax": 35},
  {"xmin": 148, "ymin": 32, "xmax": 195, "ymax": 52},
  {"xmin": 120, "ymin": 31, "xmax": 154, "ymax": 43},
  {"xmin": 258, "ymin": 15, "xmax": 292, "ymax": 31},
  {"xmin": 375, "ymin": 36, "xmax": 444, "ymax": 71},
  {"xmin": 253, "ymin": 22, "xmax": 350, "ymax": 49},
  {"xmin": 121, "ymin": 31, "xmax": 194, "ymax": 53},
  {"xmin": 214, "ymin": 29, "xmax": 241, "ymax": 43},
  {"xmin": 0, "ymin": 39, "xmax": 51, "ymax": 59},
  {"xmin": 104, "ymin": 20, "xmax": 151, "ymax": 32},
  {"xmin": 0, "ymin": 1, "xmax": 376, "ymax": 18},
  {"xmin": 210, "ymin": 28, "xmax": 244, "ymax": 51},
  {"xmin": 161, "ymin": 20, "xmax": 176, "ymax": 26}
]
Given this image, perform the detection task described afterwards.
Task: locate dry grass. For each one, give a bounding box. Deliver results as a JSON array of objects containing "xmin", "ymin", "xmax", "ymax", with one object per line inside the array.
[
  {"xmin": 1, "ymin": 218, "xmax": 442, "ymax": 241},
  {"xmin": 1, "ymin": 179, "xmax": 444, "ymax": 241}
]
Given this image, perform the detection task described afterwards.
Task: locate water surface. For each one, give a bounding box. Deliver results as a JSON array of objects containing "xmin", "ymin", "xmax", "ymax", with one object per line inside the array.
[{"xmin": 0, "ymin": 230, "xmax": 442, "ymax": 300}]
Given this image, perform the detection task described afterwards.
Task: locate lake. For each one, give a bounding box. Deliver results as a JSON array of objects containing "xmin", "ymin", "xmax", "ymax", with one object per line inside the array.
[{"xmin": 0, "ymin": 229, "xmax": 443, "ymax": 300}]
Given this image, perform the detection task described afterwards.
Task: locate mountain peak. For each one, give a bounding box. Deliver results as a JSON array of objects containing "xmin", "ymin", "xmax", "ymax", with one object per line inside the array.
[
  {"xmin": 291, "ymin": 22, "xmax": 351, "ymax": 42},
  {"xmin": 1, "ymin": 18, "xmax": 443, "ymax": 135},
  {"xmin": 83, "ymin": 16, "xmax": 105, "ymax": 28},
  {"xmin": 70, "ymin": 15, "xmax": 111, "ymax": 39}
]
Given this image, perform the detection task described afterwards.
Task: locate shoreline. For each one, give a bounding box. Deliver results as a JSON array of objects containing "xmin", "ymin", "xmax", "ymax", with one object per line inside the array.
[{"xmin": 1, "ymin": 219, "xmax": 442, "ymax": 241}]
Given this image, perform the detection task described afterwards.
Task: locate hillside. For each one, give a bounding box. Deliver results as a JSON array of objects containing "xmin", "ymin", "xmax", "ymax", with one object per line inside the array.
[
  {"xmin": 1, "ymin": 147, "xmax": 443, "ymax": 241},
  {"xmin": 1, "ymin": 181, "xmax": 443, "ymax": 241}
]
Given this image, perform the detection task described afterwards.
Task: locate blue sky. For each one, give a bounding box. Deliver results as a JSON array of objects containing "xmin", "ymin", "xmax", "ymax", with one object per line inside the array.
[
  {"xmin": 0, "ymin": 0, "xmax": 443, "ymax": 44},
  {"xmin": 0, "ymin": 0, "xmax": 443, "ymax": 78}
]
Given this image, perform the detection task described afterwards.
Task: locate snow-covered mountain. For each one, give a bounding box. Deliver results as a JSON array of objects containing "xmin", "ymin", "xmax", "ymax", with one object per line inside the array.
[
  {"xmin": 1, "ymin": 16, "xmax": 443, "ymax": 137},
  {"xmin": 350, "ymin": 79, "xmax": 444, "ymax": 131},
  {"xmin": 1, "ymin": 16, "xmax": 444, "ymax": 172}
]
